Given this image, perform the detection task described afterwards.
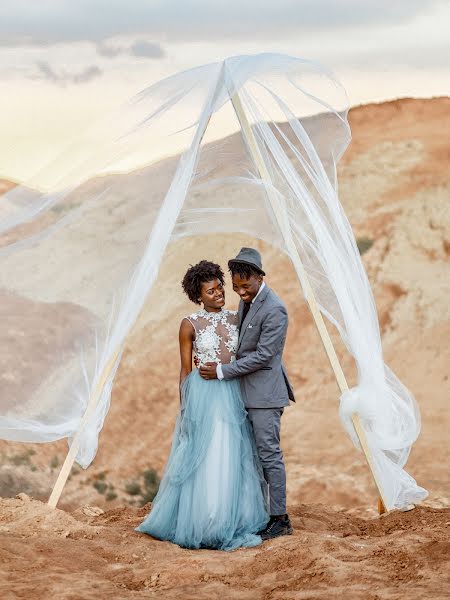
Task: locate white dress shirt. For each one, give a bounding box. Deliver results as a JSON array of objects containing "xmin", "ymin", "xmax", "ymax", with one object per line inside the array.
[{"xmin": 216, "ymin": 282, "xmax": 266, "ymax": 380}]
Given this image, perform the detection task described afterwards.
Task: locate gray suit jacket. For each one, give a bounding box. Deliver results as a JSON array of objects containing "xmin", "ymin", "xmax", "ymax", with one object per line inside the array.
[{"xmin": 221, "ymin": 285, "xmax": 295, "ymax": 409}]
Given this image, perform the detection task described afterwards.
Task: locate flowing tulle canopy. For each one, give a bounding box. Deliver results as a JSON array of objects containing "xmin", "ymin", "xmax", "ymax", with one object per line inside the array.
[{"xmin": 0, "ymin": 53, "xmax": 427, "ymax": 509}]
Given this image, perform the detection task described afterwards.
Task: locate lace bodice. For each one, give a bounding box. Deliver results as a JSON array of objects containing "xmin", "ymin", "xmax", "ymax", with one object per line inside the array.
[{"xmin": 185, "ymin": 309, "xmax": 239, "ymax": 366}]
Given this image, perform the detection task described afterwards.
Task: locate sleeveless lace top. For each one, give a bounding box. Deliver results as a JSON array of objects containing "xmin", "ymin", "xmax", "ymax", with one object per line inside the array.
[{"xmin": 185, "ymin": 309, "xmax": 239, "ymax": 366}]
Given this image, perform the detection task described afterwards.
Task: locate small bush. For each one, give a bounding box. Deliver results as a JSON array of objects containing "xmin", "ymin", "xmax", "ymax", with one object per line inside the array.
[
  {"xmin": 125, "ymin": 481, "xmax": 142, "ymax": 496},
  {"xmin": 93, "ymin": 480, "xmax": 108, "ymax": 495},
  {"xmin": 50, "ymin": 455, "xmax": 59, "ymax": 469},
  {"xmin": 9, "ymin": 449, "xmax": 36, "ymax": 466},
  {"xmin": 141, "ymin": 468, "xmax": 160, "ymax": 505},
  {"xmin": 123, "ymin": 468, "xmax": 160, "ymax": 506},
  {"xmin": 106, "ymin": 484, "xmax": 118, "ymax": 501},
  {"xmin": 356, "ymin": 236, "xmax": 374, "ymax": 256}
]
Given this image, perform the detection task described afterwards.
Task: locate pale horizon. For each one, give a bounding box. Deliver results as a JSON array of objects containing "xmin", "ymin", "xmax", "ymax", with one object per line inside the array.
[{"xmin": 0, "ymin": 94, "xmax": 447, "ymax": 193}]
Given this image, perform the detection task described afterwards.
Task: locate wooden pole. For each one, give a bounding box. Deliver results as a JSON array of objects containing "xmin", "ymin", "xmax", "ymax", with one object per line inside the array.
[
  {"xmin": 229, "ymin": 91, "xmax": 389, "ymax": 514},
  {"xmin": 48, "ymin": 65, "xmax": 225, "ymax": 509},
  {"xmin": 48, "ymin": 349, "xmax": 121, "ymax": 508}
]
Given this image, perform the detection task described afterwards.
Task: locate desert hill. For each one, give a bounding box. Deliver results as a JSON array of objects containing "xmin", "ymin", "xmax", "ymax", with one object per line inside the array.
[{"xmin": 0, "ymin": 96, "xmax": 449, "ymax": 599}]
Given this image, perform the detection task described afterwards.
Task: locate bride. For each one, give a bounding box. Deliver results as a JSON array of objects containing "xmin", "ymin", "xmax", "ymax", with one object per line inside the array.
[{"xmin": 136, "ymin": 260, "xmax": 269, "ymax": 551}]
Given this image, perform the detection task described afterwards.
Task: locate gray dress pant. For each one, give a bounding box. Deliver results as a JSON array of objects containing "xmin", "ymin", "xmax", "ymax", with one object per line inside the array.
[{"xmin": 247, "ymin": 407, "xmax": 286, "ymax": 516}]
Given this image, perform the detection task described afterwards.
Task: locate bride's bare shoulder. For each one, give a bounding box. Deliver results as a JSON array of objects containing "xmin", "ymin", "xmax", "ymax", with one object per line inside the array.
[{"xmin": 180, "ymin": 314, "xmax": 196, "ymax": 331}]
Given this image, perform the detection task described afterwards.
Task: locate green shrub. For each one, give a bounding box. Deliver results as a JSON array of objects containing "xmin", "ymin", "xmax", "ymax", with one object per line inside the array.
[
  {"xmin": 90, "ymin": 468, "xmax": 160, "ymax": 505},
  {"xmin": 93, "ymin": 480, "xmax": 108, "ymax": 495},
  {"xmin": 123, "ymin": 468, "xmax": 160, "ymax": 506},
  {"xmin": 106, "ymin": 484, "xmax": 118, "ymax": 501},
  {"xmin": 125, "ymin": 481, "xmax": 142, "ymax": 496},
  {"xmin": 9, "ymin": 449, "xmax": 36, "ymax": 466},
  {"xmin": 356, "ymin": 236, "xmax": 374, "ymax": 256},
  {"xmin": 140, "ymin": 468, "xmax": 160, "ymax": 505}
]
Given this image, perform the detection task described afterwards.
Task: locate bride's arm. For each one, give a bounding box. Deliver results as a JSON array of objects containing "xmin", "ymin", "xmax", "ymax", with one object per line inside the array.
[{"xmin": 179, "ymin": 318, "xmax": 194, "ymax": 403}]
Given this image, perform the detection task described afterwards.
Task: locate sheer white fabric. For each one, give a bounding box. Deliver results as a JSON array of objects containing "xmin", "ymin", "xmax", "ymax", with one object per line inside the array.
[{"xmin": 0, "ymin": 53, "xmax": 426, "ymax": 508}]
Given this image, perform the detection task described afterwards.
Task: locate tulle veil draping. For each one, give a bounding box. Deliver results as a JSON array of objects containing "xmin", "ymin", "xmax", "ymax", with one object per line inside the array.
[{"xmin": 0, "ymin": 53, "xmax": 427, "ymax": 509}]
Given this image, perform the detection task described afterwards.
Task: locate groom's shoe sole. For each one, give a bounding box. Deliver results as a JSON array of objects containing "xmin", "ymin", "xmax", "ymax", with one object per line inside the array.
[{"xmin": 261, "ymin": 526, "xmax": 294, "ymax": 541}]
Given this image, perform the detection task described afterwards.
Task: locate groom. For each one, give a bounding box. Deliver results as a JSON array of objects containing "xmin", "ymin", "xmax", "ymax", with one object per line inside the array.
[{"xmin": 199, "ymin": 247, "xmax": 295, "ymax": 540}]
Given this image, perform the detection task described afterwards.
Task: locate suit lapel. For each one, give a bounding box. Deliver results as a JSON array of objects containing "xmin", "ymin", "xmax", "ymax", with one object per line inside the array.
[{"xmin": 237, "ymin": 285, "xmax": 270, "ymax": 350}]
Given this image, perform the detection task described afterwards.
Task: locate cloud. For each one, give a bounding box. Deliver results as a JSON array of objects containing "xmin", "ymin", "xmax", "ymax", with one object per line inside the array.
[
  {"xmin": 96, "ymin": 40, "xmax": 166, "ymax": 59},
  {"xmin": 130, "ymin": 40, "xmax": 165, "ymax": 58},
  {"xmin": 96, "ymin": 43, "xmax": 122, "ymax": 58},
  {"xmin": 0, "ymin": 0, "xmax": 445, "ymax": 46},
  {"xmin": 73, "ymin": 65, "xmax": 102, "ymax": 83},
  {"xmin": 34, "ymin": 61, "xmax": 102, "ymax": 85},
  {"xmin": 332, "ymin": 42, "xmax": 450, "ymax": 70}
]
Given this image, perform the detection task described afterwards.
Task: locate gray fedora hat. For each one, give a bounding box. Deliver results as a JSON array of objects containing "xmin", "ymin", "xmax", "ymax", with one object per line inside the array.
[{"xmin": 228, "ymin": 247, "xmax": 265, "ymax": 276}]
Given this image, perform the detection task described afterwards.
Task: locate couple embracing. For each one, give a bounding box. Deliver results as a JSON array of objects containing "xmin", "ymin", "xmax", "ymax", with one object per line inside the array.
[{"xmin": 136, "ymin": 248, "xmax": 295, "ymax": 551}]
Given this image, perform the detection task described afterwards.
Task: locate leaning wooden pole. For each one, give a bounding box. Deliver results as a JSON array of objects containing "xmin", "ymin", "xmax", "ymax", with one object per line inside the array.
[
  {"xmin": 48, "ymin": 349, "xmax": 121, "ymax": 508},
  {"xmin": 48, "ymin": 65, "xmax": 225, "ymax": 509},
  {"xmin": 230, "ymin": 91, "xmax": 389, "ymax": 514}
]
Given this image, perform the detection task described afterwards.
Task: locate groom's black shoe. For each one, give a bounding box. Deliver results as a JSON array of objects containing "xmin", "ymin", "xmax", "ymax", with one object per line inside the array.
[{"xmin": 259, "ymin": 514, "xmax": 293, "ymax": 540}]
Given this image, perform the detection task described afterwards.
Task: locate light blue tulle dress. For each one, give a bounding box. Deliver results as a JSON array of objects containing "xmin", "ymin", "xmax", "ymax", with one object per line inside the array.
[{"xmin": 136, "ymin": 308, "xmax": 269, "ymax": 551}]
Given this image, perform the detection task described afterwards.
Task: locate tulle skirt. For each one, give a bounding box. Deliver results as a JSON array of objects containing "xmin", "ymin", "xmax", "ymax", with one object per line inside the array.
[{"xmin": 136, "ymin": 369, "xmax": 269, "ymax": 551}]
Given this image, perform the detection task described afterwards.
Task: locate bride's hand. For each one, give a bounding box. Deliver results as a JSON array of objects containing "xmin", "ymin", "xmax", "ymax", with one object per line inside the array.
[
  {"xmin": 193, "ymin": 355, "xmax": 200, "ymax": 368},
  {"xmin": 199, "ymin": 362, "xmax": 218, "ymax": 380}
]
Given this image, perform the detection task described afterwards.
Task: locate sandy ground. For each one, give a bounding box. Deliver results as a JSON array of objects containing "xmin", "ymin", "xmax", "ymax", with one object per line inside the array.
[
  {"xmin": 1, "ymin": 97, "xmax": 449, "ymax": 598},
  {"xmin": 1, "ymin": 494, "xmax": 449, "ymax": 600}
]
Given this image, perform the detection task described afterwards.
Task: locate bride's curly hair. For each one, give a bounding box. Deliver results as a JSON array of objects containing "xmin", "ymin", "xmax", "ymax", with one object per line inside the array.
[{"xmin": 181, "ymin": 260, "xmax": 225, "ymax": 304}]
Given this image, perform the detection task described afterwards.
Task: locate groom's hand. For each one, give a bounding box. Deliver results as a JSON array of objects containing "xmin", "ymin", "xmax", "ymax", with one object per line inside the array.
[{"xmin": 199, "ymin": 362, "xmax": 218, "ymax": 380}]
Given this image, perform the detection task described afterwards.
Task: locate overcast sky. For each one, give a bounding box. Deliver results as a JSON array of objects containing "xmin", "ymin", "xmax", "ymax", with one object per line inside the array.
[
  {"xmin": 0, "ymin": 0, "xmax": 449, "ymax": 184},
  {"xmin": 0, "ymin": 0, "xmax": 447, "ymax": 43}
]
